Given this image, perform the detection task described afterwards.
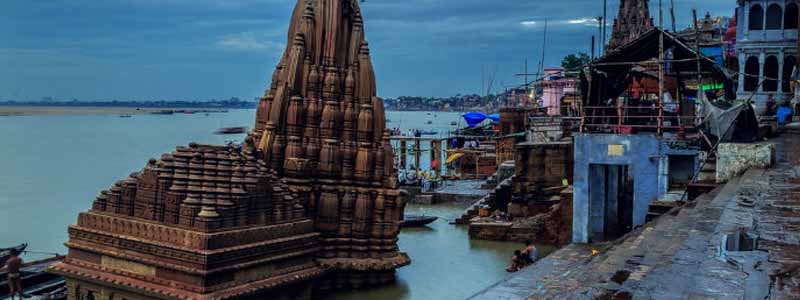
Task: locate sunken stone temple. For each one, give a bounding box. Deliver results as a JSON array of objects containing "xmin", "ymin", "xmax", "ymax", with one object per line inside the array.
[{"xmin": 49, "ymin": 0, "xmax": 408, "ymax": 299}]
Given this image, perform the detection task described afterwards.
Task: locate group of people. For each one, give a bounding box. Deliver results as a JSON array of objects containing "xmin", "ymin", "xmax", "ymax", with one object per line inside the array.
[
  {"xmin": 506, "ymin": 241, "xmax": 539, "ymax": 273},
  {"xmin": 390, "ymin": 128, "xmax": 423, "ymax": 138},
  {"xmin": 449, "ymin": 137, "xmax": 480, "ymax": 149},
  {"xmin": 3, "ymin": 248, "xmax": 24, "ymax": 300},
  {"xmin": 399, "ymin": 166, "xmax": 441, "ymax": 191}
]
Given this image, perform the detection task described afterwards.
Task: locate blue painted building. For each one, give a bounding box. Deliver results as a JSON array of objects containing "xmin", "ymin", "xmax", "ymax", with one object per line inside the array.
[{"xmin": 572, "ymin": 134, "xmax": 700, "ymax": 243}]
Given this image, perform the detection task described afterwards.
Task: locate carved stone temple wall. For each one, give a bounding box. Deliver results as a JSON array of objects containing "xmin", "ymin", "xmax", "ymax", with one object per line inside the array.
[
  {"xmin": 50, "ymin": 142, "xmax": 322, "ymax": 300},
  {"xmin": 251, "ymin": 0, "xmax": 409, "ymax": 290},
  {"xmin": 49, "ymin": 0, "xmax": 408, "ymax": 299}
]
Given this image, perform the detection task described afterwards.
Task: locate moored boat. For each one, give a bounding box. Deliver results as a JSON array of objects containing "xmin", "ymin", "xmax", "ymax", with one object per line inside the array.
[
  {"xmin": 401, "ymin": 215, "xmax": 438, "ymax": 227},
  {"xmin": 214, "ymin": 126, "xmax": 247, "ymax": 135},
  {"xmin": 150, "ymin": 110, "xmax": 174, "ymax": 115}
]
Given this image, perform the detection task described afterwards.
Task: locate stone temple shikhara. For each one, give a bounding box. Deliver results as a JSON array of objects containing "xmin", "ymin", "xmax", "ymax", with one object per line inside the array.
[{"xmin": 49, "ymin": 0, "xmax": 409, "ymax": 299}]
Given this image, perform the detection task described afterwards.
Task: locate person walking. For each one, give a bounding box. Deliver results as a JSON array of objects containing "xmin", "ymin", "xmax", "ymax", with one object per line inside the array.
[{"xmin": 5, "ymin": 248, "xmax": 24, "ymax": 300}]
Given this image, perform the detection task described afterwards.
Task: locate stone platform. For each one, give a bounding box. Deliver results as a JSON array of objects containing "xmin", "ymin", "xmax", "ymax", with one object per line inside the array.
[
  {"xmin": 467, "ymin": 134, "xmax": 800, "ymax": 299},
  {"xmin": 410, "ymin": 180, "xmax": 488, "ymax": 204}
]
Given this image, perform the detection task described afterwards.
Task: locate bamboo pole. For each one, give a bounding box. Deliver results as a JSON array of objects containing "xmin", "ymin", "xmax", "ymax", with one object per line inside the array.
[
  {"xmin": 414, "ymin": 138, "xmax": 421, "ymax": 170},
  {"xmin": 399, "ymin": 140, "xmax": 407, "ymax": 169},
  {"xmin": 658, "ymin": 0, "xmax": 665, "ymax": 136}
]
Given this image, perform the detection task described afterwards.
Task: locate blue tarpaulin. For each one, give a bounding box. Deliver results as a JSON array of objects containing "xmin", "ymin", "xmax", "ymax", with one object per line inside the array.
[
  {"xmin": 778, "ymin": 106, "xmax": 793, "ymax": 124},
  {"xmin": 487, "ymin": 113, "xmax": 500, "ymax": 122},
  {"xmin": 699, "ymin": 46, "xmax": 724, "ymax": 66},
  {"xmin": 463, "ymin": 112, "xmax": 487, "ymax": 127}
]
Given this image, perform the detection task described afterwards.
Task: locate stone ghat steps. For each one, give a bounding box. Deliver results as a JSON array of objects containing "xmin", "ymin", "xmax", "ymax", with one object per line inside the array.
[
  {"xmin": 467, "ymin": 176, "xmax": 730, "ymax": 300},
  {"xmin": 645, "ymin": 200, "xmax": 680, "ymax": 222},
  {"xmin": 454, "ymin": 177, "xmax": 514, "ymax": 225}
]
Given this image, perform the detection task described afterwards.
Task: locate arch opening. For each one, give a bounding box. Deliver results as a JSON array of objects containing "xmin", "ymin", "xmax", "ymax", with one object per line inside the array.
[
  {"xmin": 786, "ymin": 3, "xmax": 798, "ymax": 29},
  {"xmin": 750, "ymin": 4, "xmax": 765, "ymax": 30},
  {"xmin": 764, "ymin": 56, "xmax": 779, "ymax": 92},
  {"xmin": 766, "ymin": 4, "xmax": 783, "ymax": 30}
]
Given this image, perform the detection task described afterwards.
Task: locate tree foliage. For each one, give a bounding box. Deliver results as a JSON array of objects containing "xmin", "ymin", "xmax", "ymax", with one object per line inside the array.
[{"xmin": 561, "ymin": 52, "xmax": 591, "ymax": 74}]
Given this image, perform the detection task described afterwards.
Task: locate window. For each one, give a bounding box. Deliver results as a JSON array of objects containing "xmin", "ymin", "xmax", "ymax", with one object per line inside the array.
[
  {"xmin": 766, "ymin": 4, "xmax": 783, "ymax": 30},
  {"xmin": 750, "ymin": 4, "xmax": 764, "ymax": 30},
  {"xmin": 764, "ymin": 56, "xmax": 779, "ymax": 91},
  {"xmin": 783, "ymin": 56, "xmax": 796, "ymax": 92},
  {"xmin": 786, "ymin": 3, "xmax": 798, "ymax": 29},
  {"xmin": 744, "ymin": 56, "xmax": 760, "ymax": 92}
]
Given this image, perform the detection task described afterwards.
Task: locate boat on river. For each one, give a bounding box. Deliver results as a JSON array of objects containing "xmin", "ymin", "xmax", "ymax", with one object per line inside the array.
[
  {"xmin": 214, "ymin": 126, "xmax": 247, "ymax": 135},
  {"xmin": 401, "ymin": 215, "xmax": 438, "ymax": 227},
  {"xmin": 150, "ymin": 110, "xmax": 174, "ymax": 115}
]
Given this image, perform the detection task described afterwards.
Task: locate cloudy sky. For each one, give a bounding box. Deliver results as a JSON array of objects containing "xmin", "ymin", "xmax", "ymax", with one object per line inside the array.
[{"xmin": 1, "ymin": 0, "xmax": 734, "ymax": 101}]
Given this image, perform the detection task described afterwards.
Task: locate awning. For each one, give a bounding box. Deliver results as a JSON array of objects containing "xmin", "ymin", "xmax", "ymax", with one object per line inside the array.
[
  {"xmin": 446, "ymin": 153, "xmax": 465, "ymax": 164},
  {"xmin": 463, "ymin": 112, "xmax": 487, "ymax": 127}
]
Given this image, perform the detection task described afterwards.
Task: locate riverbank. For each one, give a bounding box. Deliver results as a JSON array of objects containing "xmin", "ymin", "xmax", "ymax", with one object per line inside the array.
[
  {"xmin": 468, "ymin": 132, "xmax": 800, "ymax": 300},
  {"xmin": 0, "ymin": 106, "xmax": 231, "ymax": 116}
]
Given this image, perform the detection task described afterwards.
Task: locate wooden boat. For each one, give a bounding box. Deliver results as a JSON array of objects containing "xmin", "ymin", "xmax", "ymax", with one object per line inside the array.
[
  {"xmin": 150, "ymin": 110, "xmax": 174, "ymax": 115},
  {"xmin": 0, "ymin": 256, "xmax": 66, "ymax": 300},
  {"xmin": 401, "ymin": 215, "xmax": 438, "ymax": 227},
  {"xmin": 118, "ymin": 114, "xmax": 132, "ymax": 118},
  {"xmin": 214, "ymin": 126, "xmax": 247, "ymax": 135},
  {"xmin": 0, "ymin": 244, "xmax": 26, "ymax": 266}
]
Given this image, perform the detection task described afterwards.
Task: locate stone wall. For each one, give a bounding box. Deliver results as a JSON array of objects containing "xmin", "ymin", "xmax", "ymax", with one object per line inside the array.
[
  {"xmin": 513, "ymin": 141, "xmax": 573, "ymax": 204},
  {"xmin": 716, "ymin": 143, "xmax": 776, "ymax": 182},
  {"xmin": 469, "ymin": 187, "xmax": 573, "ymax": 245}
]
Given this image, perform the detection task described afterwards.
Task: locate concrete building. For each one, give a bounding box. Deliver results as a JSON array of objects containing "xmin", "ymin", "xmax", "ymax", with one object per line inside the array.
[
  {"xmin": 539, "ymin": 68, "xmax": 577, "ymax": 116},
  {"xmin": 571, "ymin": 134, "xmax": 700, "ymax": 243},
  {"xmin": 735, "ymin": 0, "xmax": 798, "ymax": 112}
]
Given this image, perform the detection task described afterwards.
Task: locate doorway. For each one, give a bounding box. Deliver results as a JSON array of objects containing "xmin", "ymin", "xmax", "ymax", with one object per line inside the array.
[
  {"xmin": 668, "ymin": 155, "xmax": 695, "ymax": 189},
  {"xmin": 588, "ymin": 164, "xmax": 634, "ymax": 242}
]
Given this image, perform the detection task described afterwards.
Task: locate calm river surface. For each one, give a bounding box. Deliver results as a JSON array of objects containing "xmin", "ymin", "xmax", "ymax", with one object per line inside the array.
[{"xmin": 0, "ymin": 109, "xmax": 533, "ymax": 300}]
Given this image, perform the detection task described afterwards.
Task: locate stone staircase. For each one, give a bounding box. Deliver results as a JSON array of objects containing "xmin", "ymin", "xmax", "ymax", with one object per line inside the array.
[
  {"xmin": 695, "ymin": 152, "xmax": 717, "ymax": 183},
  {"xmin": 480, "ymin": 174, "xmax": 499, "ymax": 190},
  {"xmin": 454, "ymin": 176, "xmax": 514, "ymax": 224},
  {"xmin": 480, "ymin": 160, "xmax": 515, "ymax": 189},
  {"xmin": 646, "ymin": 200, "xmax": 679, "ymax": 222},
  {"xmin": 688, "ymin": 151, "xmax": 721, "ymax": 201}
]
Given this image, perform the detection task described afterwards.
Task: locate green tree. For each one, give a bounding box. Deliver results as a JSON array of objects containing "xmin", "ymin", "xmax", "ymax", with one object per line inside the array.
[{"xmin": 561, "ymin": 52, "xmax": 591, "ymax": 75}]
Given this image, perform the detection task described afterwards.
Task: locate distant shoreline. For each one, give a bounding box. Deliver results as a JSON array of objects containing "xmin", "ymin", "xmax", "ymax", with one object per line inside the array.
[{"xmin": 0, "ymin": 106, "xmax": 245, "ymax": 116}]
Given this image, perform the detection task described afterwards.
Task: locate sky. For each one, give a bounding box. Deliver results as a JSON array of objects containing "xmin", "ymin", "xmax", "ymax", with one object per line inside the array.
[{"xmin": 1, "ymin": 0, "xmax": 735, "ymax": 101}]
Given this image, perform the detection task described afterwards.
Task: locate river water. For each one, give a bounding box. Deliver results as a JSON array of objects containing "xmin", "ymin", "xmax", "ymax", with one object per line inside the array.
[{"xmin": 0, "ymin": 109, "xmax": 539, "ymax": 300}]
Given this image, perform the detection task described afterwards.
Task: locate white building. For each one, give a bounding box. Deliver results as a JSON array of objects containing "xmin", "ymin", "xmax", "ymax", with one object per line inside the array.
[{"xmin": 736, "ymin": 0, "xmax": 798, "ymax": 113}]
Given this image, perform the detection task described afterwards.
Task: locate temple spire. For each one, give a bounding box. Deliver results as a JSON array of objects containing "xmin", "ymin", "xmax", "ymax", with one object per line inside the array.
[{"xmin": 607, "ymin": 0, "xmax": 654, "ymax": 51}]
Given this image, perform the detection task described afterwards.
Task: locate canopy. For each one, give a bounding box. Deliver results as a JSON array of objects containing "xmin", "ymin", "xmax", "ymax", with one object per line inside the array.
[
  {"xmin": 699, "ymin": 93, "xmax": 759, "ymax": 143},
  {"xmin": 463, "ymin": 112, "xmax": 487, "ymax": 127},
  {"xmin": 446, "ymin": 152, "xmax": 465, "ymax": 164}
]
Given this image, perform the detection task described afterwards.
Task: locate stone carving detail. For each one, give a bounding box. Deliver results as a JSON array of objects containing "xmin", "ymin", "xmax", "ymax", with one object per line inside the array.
[
  {"xmin": 251, "ymin": 0, "xmax": 409, "ymax": 288},
  {"xmin": 607, "ymin": 0, "xmax": 654, "ymax": 51},
  {"xmin": 51, "ymin": 140, "xmax": 322, "ymax": 299}
]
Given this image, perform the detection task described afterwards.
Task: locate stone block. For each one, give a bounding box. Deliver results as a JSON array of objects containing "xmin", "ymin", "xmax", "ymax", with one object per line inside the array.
[
  {"xmin": 468, "ymin": 222, "xmax": 513, "ymax": 240},
  {"xmin": 717, "ymin": 143, "xmax": 776, "ymax": 182}
]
